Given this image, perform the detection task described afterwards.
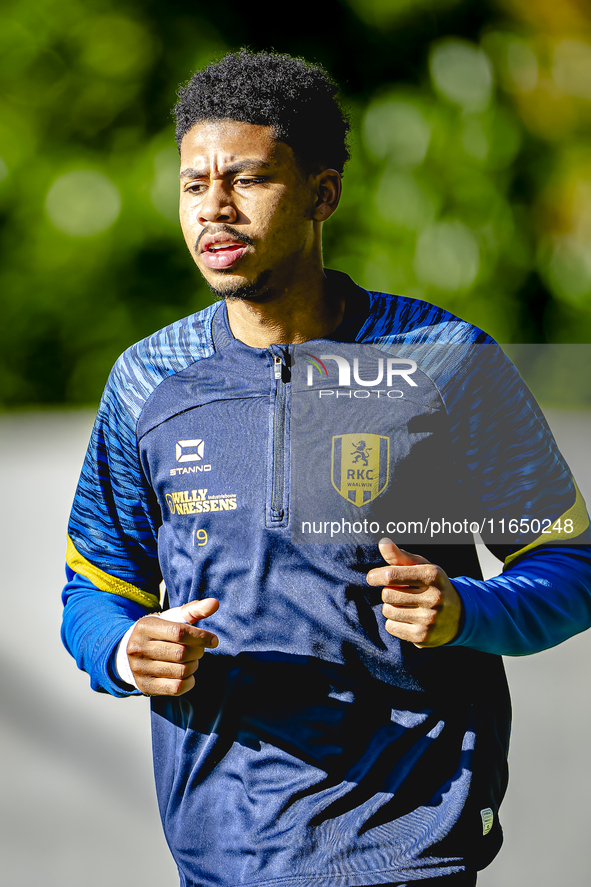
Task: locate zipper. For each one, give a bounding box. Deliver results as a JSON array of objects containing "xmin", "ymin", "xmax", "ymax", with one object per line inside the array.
[
  {"xmin": 273, "ymin": 355, "xmax": 282, "ymax": 381},
  {"xmin": 269, "ymin": 349, "xmax": 289, "ymax": 523}
]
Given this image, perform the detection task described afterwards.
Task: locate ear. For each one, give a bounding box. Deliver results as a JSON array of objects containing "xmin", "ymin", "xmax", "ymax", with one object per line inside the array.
[{"xmin": 312, "ymin": 169, "xmax": 342, "ymax": 222}]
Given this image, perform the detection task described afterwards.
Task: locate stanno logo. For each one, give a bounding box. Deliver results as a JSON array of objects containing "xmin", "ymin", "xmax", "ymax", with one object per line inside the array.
[
  {"xmin": 176, "ymin": 439, "xmax": 204, "ymax": 462},
  {"xmin": 331, "ymin": 434, "xmax": 390, "ymax": 506},
  {"xmin": 303, "ymin": 353, "xmax": 417, "ymax": 387},
  {"xmin": 170, "ymin": 439, "xmax": 212, "ymax": 476}
]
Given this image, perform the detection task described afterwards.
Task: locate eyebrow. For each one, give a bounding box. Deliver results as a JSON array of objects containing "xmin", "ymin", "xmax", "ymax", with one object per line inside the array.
[{"xmin": 179, "ymin": 160, "xmax": 273, "ymax": 180}]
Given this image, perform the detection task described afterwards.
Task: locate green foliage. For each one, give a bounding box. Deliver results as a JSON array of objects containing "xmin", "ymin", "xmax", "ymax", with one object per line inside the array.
[{"xmin": 1, "ymin": 0, "xmax": 591, "ymax": 406}]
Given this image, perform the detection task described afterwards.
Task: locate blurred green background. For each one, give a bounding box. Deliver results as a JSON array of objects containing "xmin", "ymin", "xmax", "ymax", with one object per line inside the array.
[{"xmin": 2, "ymin": 0, "xmax": 591, "ymax": 408}]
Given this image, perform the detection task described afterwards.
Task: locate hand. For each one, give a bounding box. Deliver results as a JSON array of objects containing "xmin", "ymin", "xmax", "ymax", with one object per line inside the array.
[
  {"xmin": 127, "ymin": 598, "xmax": 219, "ymax": 696},
  {"xmin": 366, "ymin": 538, "xmax": 462, "ymax": 648}
]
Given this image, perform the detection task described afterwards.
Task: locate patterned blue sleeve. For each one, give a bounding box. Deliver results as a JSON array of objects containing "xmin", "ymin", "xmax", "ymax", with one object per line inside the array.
[
  {"xmin": 443, "ymin": 342, "xmax": 589, "ymax": 559},
  {"xmin": 370, "ymin": 301, "xmax": 589, "ymax": 560},
  {"xmin": 66, "ymin": 354, "xmax": 163, "ymax": 603},
  {"xmin": 61, "ymin": 307, "xmax": 217, "ymax": 691},
  {"xmin": 438, "ymin": 341, "xmax": 591, "ymax": 653},
  {"xmin": 65, "ymin": 307, "xmax": 216, "ymax": 600}
]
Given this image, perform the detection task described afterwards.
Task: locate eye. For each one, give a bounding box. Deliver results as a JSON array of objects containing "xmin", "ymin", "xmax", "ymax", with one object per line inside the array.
[
  {"xmin": 184, "ymin": 182, "xmax": 207, "ymax": 194},
  {"xmin": 235, "ymin": 176, "xmax": 267, "ymax": 186}
]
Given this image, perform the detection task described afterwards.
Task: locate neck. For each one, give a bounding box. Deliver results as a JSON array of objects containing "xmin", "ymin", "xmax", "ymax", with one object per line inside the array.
[{"xmin": 225, "ymin": 269, "xmax": 345, "ymax": 347}]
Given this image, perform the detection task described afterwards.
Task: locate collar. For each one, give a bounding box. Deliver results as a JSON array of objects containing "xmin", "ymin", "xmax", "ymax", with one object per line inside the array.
[{"xmin": 211, "ymin": 270, "xmax": 370, "ymax": 352}]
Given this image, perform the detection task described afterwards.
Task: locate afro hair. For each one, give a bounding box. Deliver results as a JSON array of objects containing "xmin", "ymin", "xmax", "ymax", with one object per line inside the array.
[{"xmin": 173, "ymin": 49, "xmax": 351, "ymax": 175}]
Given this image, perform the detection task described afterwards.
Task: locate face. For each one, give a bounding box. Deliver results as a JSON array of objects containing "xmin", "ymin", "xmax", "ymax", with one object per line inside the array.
[{"xmin": 179, "ymin": 119, "xmax": 318, "ymax": 300}]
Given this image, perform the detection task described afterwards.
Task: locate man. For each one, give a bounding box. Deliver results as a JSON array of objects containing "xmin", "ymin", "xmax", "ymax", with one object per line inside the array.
[{"xmin": 62, "ymin": 50, "xmax": 591, "ymax": 886}]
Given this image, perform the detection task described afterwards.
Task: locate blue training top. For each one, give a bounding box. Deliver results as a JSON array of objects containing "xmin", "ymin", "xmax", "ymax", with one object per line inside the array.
[{"xmin": 62, "ymin": 271, "xmax": 591, "ymax": 887}]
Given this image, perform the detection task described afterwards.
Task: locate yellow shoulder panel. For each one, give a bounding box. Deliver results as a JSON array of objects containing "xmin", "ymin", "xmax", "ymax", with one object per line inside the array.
[
  {"xmin": 66, "ymin": 535, "xmax": 161, "ymax": 610},
  {"xmin": 504, "ymin": 479, "xmax": 590, "ymax": 569}
]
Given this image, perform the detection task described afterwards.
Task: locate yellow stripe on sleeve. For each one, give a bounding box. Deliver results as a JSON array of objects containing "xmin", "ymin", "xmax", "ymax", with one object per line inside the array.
[
  {"xmin": 504, "ymin": 479, "xmax": 590, "ymax": 569},
  {"xmin": 66, "ymin": 534, "xmax": 161, "ymax": 609}
]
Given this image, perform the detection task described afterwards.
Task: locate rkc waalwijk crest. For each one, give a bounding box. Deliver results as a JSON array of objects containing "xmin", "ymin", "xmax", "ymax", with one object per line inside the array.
[{"xmin": 331, "ymin": 434, "xmax": 390, "ymax": 506}]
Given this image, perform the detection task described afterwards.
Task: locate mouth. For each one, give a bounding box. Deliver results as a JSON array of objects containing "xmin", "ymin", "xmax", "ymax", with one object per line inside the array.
[
  {"xmin": 199, "ymin": 231, "xmax": 251, "ymax": 270},
  {"xmin": 201, "ymin": 242, "xmax": 247, "ymax": 270}
]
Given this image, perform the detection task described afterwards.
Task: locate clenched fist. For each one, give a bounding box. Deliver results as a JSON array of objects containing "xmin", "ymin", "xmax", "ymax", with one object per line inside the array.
[
  {"xmin": 127, "ymin": 598, "xmax": 219, "ymax": 696},
  {"xmin": 366, "ymin": 539, "xmax": 462, "ymax": 648}
]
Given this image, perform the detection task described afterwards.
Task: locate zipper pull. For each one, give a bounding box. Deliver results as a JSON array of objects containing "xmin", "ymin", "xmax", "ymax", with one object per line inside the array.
[{"xmin": 273, "ymin": 355, "xmax": 282, "ymax": 380}]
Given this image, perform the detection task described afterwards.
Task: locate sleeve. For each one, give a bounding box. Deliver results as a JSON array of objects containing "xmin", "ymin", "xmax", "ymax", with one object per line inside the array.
[
  {"xmin": 449, "ymin": 544, "xmax": 591, "ymax": 654},
  {"xmin": 61, "ymin": 356, "xmax": 163, "ymax": 694},
  {"xmin": 442, "ymin": 342, "xmax": 591, "ymax": 654},
  {"xmin": 61, "ymin": 567, "xmax": 146, "ymax": 696}
]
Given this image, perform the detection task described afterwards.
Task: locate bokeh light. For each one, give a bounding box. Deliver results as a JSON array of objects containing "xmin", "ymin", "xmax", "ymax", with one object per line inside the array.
[
  {"xmin": 414, "ymin": 221, "xmax": 480, "ymax": 291},
  {"xmin": 429, "ymin": 39, "xmax": 494, "ymax": 111},
  {"xmin": 363, "ymin": 99, "xmax": 432, "ymax": 166},
  {"xmin": 45, "ymin": 170, "xmax": 121, "ymax": 237},
  {"xmin": 553, "ymin": 39, "xmax": 591, "ymax": 101}
]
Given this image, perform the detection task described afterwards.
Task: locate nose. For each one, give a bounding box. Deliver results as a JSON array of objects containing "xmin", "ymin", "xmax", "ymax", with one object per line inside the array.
[{"xmin": 199, "ymin": 181, "xmax": 237, "ymax": 224}]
